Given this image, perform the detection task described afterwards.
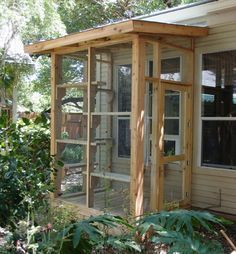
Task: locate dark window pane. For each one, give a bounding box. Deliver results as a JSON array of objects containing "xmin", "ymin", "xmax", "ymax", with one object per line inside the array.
[
  {"xmin": 164, "ymin": 119, "xmax": 179, "ymax": 135},
  {"xmin": 149, "ymin": 61, "xmax": 153, "ymax": 77},
  {"xmin": 148, "ymin": 83, "xmax": 153, "ymax": 117},
  {"xmin": 202, "ymin": 50, "xmax": 236, "ymax": 117},
  {"xmin": 118, "ymin": 65, "xmax": 131, "ymax": 112},
  {"xmin": 118, "ymin": 119, "xmax": 130, "ymax": 158},
  {"xmin": 202, "ymin": 121, "xmax": 236, "ymax": 168},
  {"xmin": 164, "ymin": 140, "xmax": 176, "ymax": 156},
  {"xmin": 165, "ymin": 91, "xmax": 180, "ymax": 117}
]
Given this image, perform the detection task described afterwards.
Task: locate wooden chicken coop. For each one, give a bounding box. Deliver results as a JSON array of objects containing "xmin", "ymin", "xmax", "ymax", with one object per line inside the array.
[{"xmin": 25, "ymin": 20, "xmax": 208, "ymax": 217}]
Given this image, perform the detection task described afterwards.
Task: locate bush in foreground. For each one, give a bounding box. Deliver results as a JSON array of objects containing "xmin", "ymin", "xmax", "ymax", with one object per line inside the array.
[
  {"xmin": 1, "ymin": 209, "xmax": 228, "ymax": 254},
  {"xmin": 0, "ymin": 113, "xmax": 53, "ymax": 228}
]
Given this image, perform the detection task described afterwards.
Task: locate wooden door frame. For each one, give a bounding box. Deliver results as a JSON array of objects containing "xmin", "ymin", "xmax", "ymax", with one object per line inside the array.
[{"xmin": 156, "ymin": 81, "xmax": 192, "ymax": 210}]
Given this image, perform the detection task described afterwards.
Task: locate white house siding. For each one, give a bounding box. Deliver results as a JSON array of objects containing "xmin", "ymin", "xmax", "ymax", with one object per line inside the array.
[{"xmin": 192, "ymin": 18, "xmax": 236, "ymax": 215}]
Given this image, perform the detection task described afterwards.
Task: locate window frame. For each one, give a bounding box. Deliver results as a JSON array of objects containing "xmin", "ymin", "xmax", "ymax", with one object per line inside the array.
[
  {"xmin": 200, "ymin": 50, "xmax": 236, "ymax": 170},
  {"xmin": 196, "ymin": 45, "xmax": 236, "ymax": 172}
]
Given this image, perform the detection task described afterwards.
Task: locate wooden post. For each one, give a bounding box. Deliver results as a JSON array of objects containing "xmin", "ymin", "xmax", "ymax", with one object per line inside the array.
[
  {"xmin": 82, "ymin": 59, "xmax": 88, "ymax": 193},
  {"xmin": 51, "ymin": 53, "xmax": 57, "ymax": 159},
  {"xmin": 130, "ymin": 36, "xmax": 146, "ymax": 217},
  {"xmin": 106, "ymin": 52, "xmax": 113, "ymax": 172},
  {"xmin": 149, "ymin": 42, "xmax": 163, "ymax": 211},
  {"xmin": 182, "ymin": 39, "xmax": 194, "ymax": 206},
  {"xmin": 86, "ymin": 47, "xmax": 96, "ymax": 207},
  {"xmin": 51, "ymin": 53, "xmax": 64, "ymax": 197}
]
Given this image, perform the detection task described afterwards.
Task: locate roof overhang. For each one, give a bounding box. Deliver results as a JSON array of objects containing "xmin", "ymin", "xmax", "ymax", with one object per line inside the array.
[{"xmin": 24, "ymin": 20, "xmax": 209, "ymax": 55}]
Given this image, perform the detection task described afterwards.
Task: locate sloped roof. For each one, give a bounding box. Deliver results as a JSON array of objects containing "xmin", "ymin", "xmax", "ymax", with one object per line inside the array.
[{"xmin": 24, "ymin": 20, "xmax": 208, "ymax": 55}]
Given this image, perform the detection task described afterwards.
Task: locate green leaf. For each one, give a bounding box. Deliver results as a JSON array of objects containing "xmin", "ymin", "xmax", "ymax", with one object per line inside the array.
[
  {"xmin": 22, "ymin": 117, "xmax": 30, "ymax": 125},
  {"xmin": 72, "ymin": 226, "xmax": 82, "ymax": 248}
]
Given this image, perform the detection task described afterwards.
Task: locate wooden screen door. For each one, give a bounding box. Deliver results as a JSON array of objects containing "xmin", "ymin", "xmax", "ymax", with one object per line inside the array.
[{"xmin": 159, "ymin": 81, "xmax": 192, "ymax": 209}]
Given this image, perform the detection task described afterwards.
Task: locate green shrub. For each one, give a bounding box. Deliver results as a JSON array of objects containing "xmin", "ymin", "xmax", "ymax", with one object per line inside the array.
[
  {"xmin": 136, "ymin": 209, "xmax": 225, "ymax": 254},
  {"xmin": 0, "ymin": 210, "xmax": 227, "ymax": 254},
  {"xmin": 0, "ymin": 113, "xmax": 54, "ymax": 228},
  {"xmin": 56, "ymin": 214, "xmax": 138, "ymax": 254}
]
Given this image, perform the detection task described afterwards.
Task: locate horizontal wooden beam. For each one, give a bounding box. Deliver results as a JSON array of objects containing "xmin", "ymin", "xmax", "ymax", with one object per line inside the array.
[
  {"xmin": 56, "ymin": 139, "xmax": 110, "ymax": 146},
  {"xmin": 161, "ymin": 154, "xmax": 186, "ymax": 164},
  {"xmin": 54, "ymin": 198, "xmax": 103, "ymax": 217},
  {"xmin": 145, "ymin": 77, "xmax": 191, "ymax": 87},
  {"xmin": 63, "ymin": 162, "xmax": 87, "ymax": 168},
  {"xmin": 54, "ymin": 35, "xmax": 133, "ymax": 55},
  {"xmin": 160, "ymin": 81, "xmax": 192, "ymax": 91},
  {"xmin": 142, "ymin": 35, "xmax": 193, "ymax": 52},
  {"xmin": 24, "ymin": 21, "xmax": 134, "ymax": 54},
  {"xmin": 83, "ymin": 171, "xmax": 131, "ymax": 183},
  {"xmin": 160, "ymin": 39, "xmax": 193, "ymax": 52},
  {"xmin": 161, "ymin": 79, "xmax": 191, "ymax": 85},
  {"xmin": 91, "ymin": 112, "xmax": 131, "ymax": 116},
  {"xmin": 145, "ymin": 76, "xmax": 160, "ymax": 82},
  {"xmin": 24, "ymin": 20, "xmax": 208, "ymax": 54},
  {"xmin": 57, "ymin": 81, "xmax": 106, "ymax": 89},
  {"xmin": 56, "ymin": 138, "xmax": 87, "ymax": 145},
  {"xmin": 132, "ymin": 20, "xmax": 209, "ymax": 38}
]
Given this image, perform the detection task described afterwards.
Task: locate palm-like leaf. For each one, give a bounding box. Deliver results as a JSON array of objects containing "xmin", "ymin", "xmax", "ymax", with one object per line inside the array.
[{"xmin": 59, "ymin": 214, "xmax": 135, "ymax": 253}]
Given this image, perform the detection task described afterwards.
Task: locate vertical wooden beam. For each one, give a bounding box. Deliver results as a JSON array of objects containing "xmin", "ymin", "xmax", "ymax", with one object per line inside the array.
[
  {"xmin": 50, "ymin": 53, "xmax": 57, "ymax": 159},
  {"xmin": 82, "ymin": 59, "xmax": 88, "ymax": 193},
  {"xmin": 149, "ymin": 42, "xmax": 164, "ymax": 211},
  {"xmin": 86, "ymin": 47, "xmax": 95, "ymax": 207},
  {"xmin": 103, "ymin": 52, "xmax": 113, "ymax": 173},
  {"xmin": 51, "ymin": 53, "xmax": 64, "ymax": 197},
  {"xmin": 183, "ymin": 39, "xmax": 195, "ymax": 206},
  {"xmin": 130, "ymin": 35, "xmax": 146, "ymax": 217}
]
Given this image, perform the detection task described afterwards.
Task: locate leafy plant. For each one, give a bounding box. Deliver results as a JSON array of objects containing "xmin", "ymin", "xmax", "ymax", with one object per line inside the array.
[
  {"xmin": 4, "ymin": 214, "xmax": 137, "ymax": 254},
  {"xmin": 0, "ymin": 113, "xmax": 54, "ymax": 228},
  {"xmin": 136, "ymin": 209, "xmax": 225, "ymax": 254},
  {"xmin": 0, "ymin": 210, "xmax": 228, "ymax": 254},
  {"xmin": 58, "ymin": 214, "xmax": 138, "ymax": 254}
]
